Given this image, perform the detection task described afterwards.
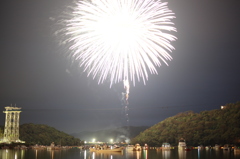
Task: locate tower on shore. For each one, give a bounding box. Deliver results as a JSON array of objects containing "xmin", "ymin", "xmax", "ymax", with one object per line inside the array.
[{"xmin": 2, "ymin": 105, "xmax": 24, "ymax": 143}]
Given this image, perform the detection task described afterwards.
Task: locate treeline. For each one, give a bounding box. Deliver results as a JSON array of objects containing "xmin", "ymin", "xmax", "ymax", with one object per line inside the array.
[
  {"xmin": 19, "ymin": 123, "xmax": 83, "ymax": 146},
  {"xmin": 131, "ymin": 102, "xmax": 240, "ymax": 147}
]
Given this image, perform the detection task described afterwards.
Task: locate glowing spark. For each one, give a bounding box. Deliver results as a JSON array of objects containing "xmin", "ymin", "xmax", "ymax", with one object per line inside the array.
[
  {"xmin": 58, "ymin": 0, "xmax": 177, "ymax": 86},
  {"xmin": 124, "ymin": 79, "xmax": 130, "ymax": 100}
]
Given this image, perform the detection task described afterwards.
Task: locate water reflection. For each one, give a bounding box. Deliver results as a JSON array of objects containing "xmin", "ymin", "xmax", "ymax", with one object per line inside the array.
[
  {"xmin": 125, "ymin": 149, "xmax": 141, "ymax": 159},
  {"xmin": 136, "ymin": 151, "xmax": 141, "ymax": 159},
  {"xmin": 1, "ymin": 148, "xmax": 240, "ymax": 159},
  {"xmin": 84, "ymin": 149, "xmax": 87, "ymax": 159},
  {"xmin": 0, "ymin": 149, "xmax": 25, "ymax": 159},
  {"xmin": 178, "ymin": 150, "xmax": 186, "ymax": 159},
  {"xmin": 223, "ymin": 149, "xmax": 232, "ymax": 159},
  {"xmin": 47, "ymin": 149, "xmax": 57, "ymax": 159},
  {"xmin": 125, "ymin": 149, "xmax": 134, "ymax": 158},
  {"xmin": 143, "ymin": 150, "xmax": 148, "ymax": 159},
  {"xmin": 197, "ymin": 149, "xmax": 201, "ymax": 159},
  {"xmin": 91, "ymin": 151, "xmax": 123, "ymax": 159},
  {"xmin": 51, "ymin": 150, "xmax": 54, "ymax": 159},
  {"xmin": 234, "ymin": 150, "xmax": 240, "ymax": 158},
  {"xmin": 214, "ymin": 149, "xmax": 221, "ymax": 159},
  {"xmin": 35, "ymin": 149, "xmax": 38, "ymax": 159},
  {"xmin": 162, "ymin": 150, "xmax": 170, "ymax": 159}
]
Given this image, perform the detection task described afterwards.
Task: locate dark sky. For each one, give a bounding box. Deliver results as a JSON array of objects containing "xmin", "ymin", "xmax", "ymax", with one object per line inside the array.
[{"xmin": 1, "ymin": 0, "xmax": 240, "ymax": 134}]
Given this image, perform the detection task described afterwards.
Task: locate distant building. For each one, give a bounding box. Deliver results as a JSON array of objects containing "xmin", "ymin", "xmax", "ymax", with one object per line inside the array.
[
  {"xmin": 2, "ymin": 105, "xmax": 25, "ymax": 143},
  {"xmin": 221, "ymin": 105, "xmax": 226, "ymax": 109}
]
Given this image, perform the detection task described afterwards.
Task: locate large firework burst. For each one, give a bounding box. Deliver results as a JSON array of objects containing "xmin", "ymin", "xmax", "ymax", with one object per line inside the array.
[{"xmin": 58, "ymin": 0, "xmax": 177, "ymax": 86}]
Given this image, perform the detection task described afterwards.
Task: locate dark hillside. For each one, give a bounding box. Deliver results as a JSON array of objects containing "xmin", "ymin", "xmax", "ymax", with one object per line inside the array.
[
  {"xmin": 19, "ymin": 123, "xmax": 82, "ymax": 146},
  {"xmin": 131, "ymin": 102, "xmax": 240, "ymax": 146}
]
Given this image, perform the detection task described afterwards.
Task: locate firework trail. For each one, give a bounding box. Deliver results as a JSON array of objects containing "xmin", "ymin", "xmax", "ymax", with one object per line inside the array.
[
  {"xmin": 57, "ymin": 0, "xmax": 177, "ymax": 87},
  {"xmin": 122, "ymin": 79, "xmax": 130, "ymax": 126},
  {"xmin": 120, "ymin": 79, "xmax": 130, "ymax": 139}
]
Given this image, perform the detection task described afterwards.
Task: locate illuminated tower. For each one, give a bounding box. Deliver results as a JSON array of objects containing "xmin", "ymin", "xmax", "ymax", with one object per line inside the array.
[{"xmin": 3, "ymin": 105, "xmax": 24, "ymax": 143}]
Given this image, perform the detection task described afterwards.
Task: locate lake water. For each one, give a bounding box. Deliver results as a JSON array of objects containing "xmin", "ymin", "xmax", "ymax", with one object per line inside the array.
[{"xmin": 1, "ymin": 148, "xmax": 240, "ymax": 159}]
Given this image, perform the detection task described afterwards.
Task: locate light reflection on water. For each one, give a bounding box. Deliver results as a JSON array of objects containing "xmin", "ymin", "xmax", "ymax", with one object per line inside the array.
[
  {"xmin": 0, "ymin": 149, "xmax": 27, "ymax": 159},
  {"xmin": 0, "ymin": 148, "xmax": 240, "ymax": 159},
  {"xmin": 178, "ymin": 150, "xmax": 186, "ymax": 159},
  {"xmin": 143, "ymin": 150, "xmax": 147, "ymax": 159},
  {"xmin": 162, "ymin": 150, "xmax": 170, "ymax": 158},
  {"xmin": 92, "ymin": 151, "xmax": 123, "ymax": 159}
]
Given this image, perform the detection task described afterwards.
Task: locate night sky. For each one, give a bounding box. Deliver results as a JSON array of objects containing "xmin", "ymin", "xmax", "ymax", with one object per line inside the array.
[{"xmin": 1, "ymin": 0, "xmax": 240, "ymax": 134}]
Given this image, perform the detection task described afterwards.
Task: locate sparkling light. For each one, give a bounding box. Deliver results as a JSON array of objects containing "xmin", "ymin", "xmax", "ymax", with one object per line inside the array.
[{"xmin": 58, "ymin": 0, "xmax": 177, "ymax": 86}]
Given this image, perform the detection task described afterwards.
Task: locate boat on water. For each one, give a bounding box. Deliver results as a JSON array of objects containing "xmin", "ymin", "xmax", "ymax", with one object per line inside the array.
[
  {"xmin": 185, "ymin": 147, "xmax": 191, "ymax": 151},
  {"xmin": 214, "ymin": 144, "xmax": 220, "ymax": 150},
  {"xmin": 143, "ymin": 144, "xmax": 148, "ymax": 150},
  {"xmin": 89, "ymin": 147, "xmax": 123, "ymax": 152},
  {"xmin": 223, "ymin": 144, "xmax": 232, "ymax": 151},
  {"xmin": 178, "ymin": 138, "xmax": 186, "ymax": 150},
  {"xmin": 197, "ymin": 145, "xmax": 204, "ymax": 149},
  {"xmin": 205, "ymin": 146, "xmax": 211, "ymax": 150},
  {"xmin": 133, "ymin": 144, "xmax": 142, "ymax": 151},
  {"xmin": 32, "ymin": 144, "xmax": 46, "ymax": 149},
  {"xmin": 46, "ymin": 142, "xmax": 61, "ymax": 150},
  {"xmin": 14, "ymin": 145, "xmax": 28, "ymax": 149},
  {"xmin": 126, "ymin": 145, "xmax": 134, "ymax": 151},
  {"xmin": 162, "ymin": 142, "xmax": 171, "ymax": 150}
]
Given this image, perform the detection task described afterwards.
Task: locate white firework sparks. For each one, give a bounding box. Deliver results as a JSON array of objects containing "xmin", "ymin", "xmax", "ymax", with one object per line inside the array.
[{"xmin": 59, "ymin": 0, "xmax": 177, "ymax": 86}]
